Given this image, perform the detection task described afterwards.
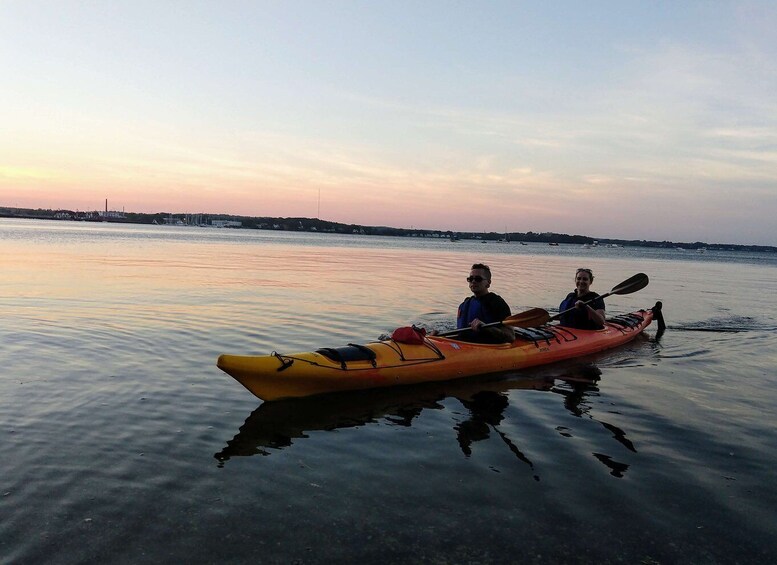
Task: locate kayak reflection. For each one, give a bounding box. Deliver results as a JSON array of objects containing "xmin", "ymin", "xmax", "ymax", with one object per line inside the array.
[
  {"xmin": 451, "ymin": 364, "xmax": 634, "ymax": 479},
  {"xmin": 215, "ymin": 363, "xmax": 634, "ymax": 478},
  {"xmin": 214, "ymin": 375, "xmax": 546, "ymax": 463}
]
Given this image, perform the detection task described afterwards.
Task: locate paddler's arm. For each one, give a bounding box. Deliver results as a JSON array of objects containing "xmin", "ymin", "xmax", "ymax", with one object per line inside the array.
[
  {"xmin": 576, "ymin": 301, "xmax": 605, "ymax": 328},
  {"xmin": 488, "ymin": 294, "xmax": 514, "ymax": 339},
  {"xmin": 471, "ymin": 317, "xmax": 513, "ymax": 337}
]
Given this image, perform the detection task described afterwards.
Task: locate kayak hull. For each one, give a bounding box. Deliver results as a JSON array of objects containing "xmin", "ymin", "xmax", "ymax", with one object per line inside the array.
[{"xmin": 217, "ymin": 305, "xmax": 659, "ymax": 401}]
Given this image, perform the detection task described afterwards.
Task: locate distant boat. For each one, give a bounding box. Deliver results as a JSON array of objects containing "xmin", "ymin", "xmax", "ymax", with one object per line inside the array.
[
  {"xmin": 549, "ymin": 242, "xmax": 559, "ymax": 246},
  {"xmin": 519, "ymin": 241, "xmax": 527, "ymax": 245}
]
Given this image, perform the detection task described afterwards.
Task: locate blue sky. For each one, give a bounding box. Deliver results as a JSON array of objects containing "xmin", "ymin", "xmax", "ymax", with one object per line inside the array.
[{"xmin": 1, "ymin": 1, "xmax": 776, "ymax": 244}]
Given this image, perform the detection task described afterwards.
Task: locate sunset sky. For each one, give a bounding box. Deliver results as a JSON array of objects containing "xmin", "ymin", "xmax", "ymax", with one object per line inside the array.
[{"xmin": 1, "ymin": 1, "xmax": 776, "ymax": 245}]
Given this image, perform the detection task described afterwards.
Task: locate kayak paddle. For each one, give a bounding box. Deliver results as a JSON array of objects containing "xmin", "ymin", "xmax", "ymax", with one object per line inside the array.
[{"xmin": 437, "ymin": 307, "xmax": 550, "ymax": 337}]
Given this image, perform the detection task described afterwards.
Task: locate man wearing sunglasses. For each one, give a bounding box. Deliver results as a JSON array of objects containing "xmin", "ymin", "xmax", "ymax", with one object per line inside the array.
[{"xmin": 455, "ymin": 263, "xmax": 513, "ymax": 343}]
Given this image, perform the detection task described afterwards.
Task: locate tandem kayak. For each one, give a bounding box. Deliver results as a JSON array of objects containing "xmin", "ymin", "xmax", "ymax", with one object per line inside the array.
[{"xmin": 217, "ymin": 302, "xmax": 663, "ymax": 401}]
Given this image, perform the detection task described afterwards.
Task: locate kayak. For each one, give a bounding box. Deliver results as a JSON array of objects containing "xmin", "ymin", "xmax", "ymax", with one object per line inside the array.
[{"xmin": 217, "ymin": 302, "xmax": 663, "ymax": 401}]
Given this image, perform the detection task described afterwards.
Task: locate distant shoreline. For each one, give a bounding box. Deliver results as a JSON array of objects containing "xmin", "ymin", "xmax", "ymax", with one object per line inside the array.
[{"xmin": 1, "ymin": 206, "xmax": 774, "ymax": 253}]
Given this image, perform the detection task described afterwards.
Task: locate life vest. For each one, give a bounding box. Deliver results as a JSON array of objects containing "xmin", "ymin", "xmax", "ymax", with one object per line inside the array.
[
  {"xmin": 457, "ymin": 296, "xmax": 500, "ymax": 328},
  {"xmin": 559, "ymin": 291, "xmax": 605, "ymax": 330}
]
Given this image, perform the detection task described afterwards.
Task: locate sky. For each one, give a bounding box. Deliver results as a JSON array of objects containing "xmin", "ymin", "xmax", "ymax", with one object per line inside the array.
[{"xmin": 1, "ymin": 1, "xmax": 776, "ymax": 245}]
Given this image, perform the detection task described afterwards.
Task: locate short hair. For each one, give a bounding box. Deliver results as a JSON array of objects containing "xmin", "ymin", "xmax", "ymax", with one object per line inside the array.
[{"xmin": 471, "ymin": 263, "xmax": 492, "ymax": 280}]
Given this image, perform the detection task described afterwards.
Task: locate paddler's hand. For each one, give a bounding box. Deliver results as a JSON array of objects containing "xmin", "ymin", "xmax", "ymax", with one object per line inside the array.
[{"xmin": 470, "ymin": 318, "xmax": 485, "ymax": 331}]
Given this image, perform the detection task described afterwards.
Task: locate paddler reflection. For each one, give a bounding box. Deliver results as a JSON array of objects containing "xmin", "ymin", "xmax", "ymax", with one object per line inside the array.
[
  {"xmin": 454, "ymin": 389, "xmax": 540, "ymax": 481},
  {"xmin": 215, "ymin": 364, "xmax": 637, "ymax": 479}
]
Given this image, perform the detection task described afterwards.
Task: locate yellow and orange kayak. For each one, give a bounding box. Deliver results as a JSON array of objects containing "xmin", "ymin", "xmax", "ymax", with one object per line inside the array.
[{"xmin": 217, "ymin": 303, "xmax": 662, "ymax": 401}]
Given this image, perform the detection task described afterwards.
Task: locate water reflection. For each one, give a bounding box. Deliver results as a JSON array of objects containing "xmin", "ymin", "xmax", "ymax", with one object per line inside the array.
[
  {"xmin": 215, "ymin": 364, "xmax": 637, "ymax": 478},
  {"xmin": 214, "ymin": 376, "xmax": 544, "ymax": 464},
  {"xmin": 214, "ymin": 377, "xmax": 531, "ymax": 463},
  {"xmin": 549, "ymin": 365, "xmax": 636, "ymax": 477},
  {"xmin": 549, "ymin": 363, "xmax": 603, "ymax": 418},
  {"xmin": 454, "ymin": 389, "xmax": 540, "ymax": 481}
]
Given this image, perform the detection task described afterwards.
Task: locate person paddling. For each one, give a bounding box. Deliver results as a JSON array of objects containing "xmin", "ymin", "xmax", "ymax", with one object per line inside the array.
[
  {"xmin": 558, "ymin": 268, "xmax": 606, "ymax": 329},
  {"xmin": 435, "ymin": 263, "xmax": 514, "ymax": 343}
]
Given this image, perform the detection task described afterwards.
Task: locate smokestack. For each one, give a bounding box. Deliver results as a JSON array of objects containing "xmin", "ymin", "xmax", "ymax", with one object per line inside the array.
[{"xmin": 105, "ymin": 199, "xmax": 108, "ymax": 213}]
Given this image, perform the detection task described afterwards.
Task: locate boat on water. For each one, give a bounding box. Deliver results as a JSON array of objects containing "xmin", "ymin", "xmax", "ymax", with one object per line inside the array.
[{"xmin": 217, "ymin": 303, "xmax": 663, "ymax": 401}]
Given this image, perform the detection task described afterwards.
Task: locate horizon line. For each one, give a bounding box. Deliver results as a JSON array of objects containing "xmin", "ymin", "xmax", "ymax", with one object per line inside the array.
[{"xmin": 1, "ymin": 204, "xmax": 775, "ymax": 251}]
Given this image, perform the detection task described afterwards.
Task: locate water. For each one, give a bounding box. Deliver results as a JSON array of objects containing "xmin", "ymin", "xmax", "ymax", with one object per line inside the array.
[{"xmin": 1, "ymin": 218, "xmax": 776, "ymax": 564}]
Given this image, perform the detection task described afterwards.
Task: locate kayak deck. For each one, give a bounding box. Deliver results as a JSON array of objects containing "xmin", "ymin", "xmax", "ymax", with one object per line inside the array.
[{"xmin": 217, "ymin": 304, "xmax": 660, "ymax": 401}]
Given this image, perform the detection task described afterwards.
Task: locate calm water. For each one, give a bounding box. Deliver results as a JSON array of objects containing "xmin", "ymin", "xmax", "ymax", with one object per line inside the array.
[{"xmin": 1, "ymin": 218, "xmax": 776, "ymax": 564}]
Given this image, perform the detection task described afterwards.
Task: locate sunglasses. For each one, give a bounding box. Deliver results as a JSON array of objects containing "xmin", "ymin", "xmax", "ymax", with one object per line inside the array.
[
  {"xmin": 466, "ymin": 276, "xmax": 486, "ymax": 283},
  {"xmin": 576, "ymin": 268, "xmax": 593, "ymax": 276}
]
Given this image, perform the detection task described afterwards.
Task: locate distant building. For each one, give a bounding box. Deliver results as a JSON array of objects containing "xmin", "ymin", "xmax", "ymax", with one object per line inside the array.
[
  {"xmin": 99, "ymin": 199, "xmax": 126, "ymax": 219},
  {"xmin": 98, "ymin": 210, "xmax": 126, "ymax": 219},
  {"xmin": 211, "ymin": 220, "xmax": 242, "ymax": 228}
]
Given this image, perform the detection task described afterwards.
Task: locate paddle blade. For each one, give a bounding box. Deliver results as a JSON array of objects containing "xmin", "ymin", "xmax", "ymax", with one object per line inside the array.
[
  {"xmin": 503, "ymin": 308, "xmax": 550, "ymax": 328},
  {"xmin": 610, "ymin": 273, "xmax": 649, "ymax": 295}
]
